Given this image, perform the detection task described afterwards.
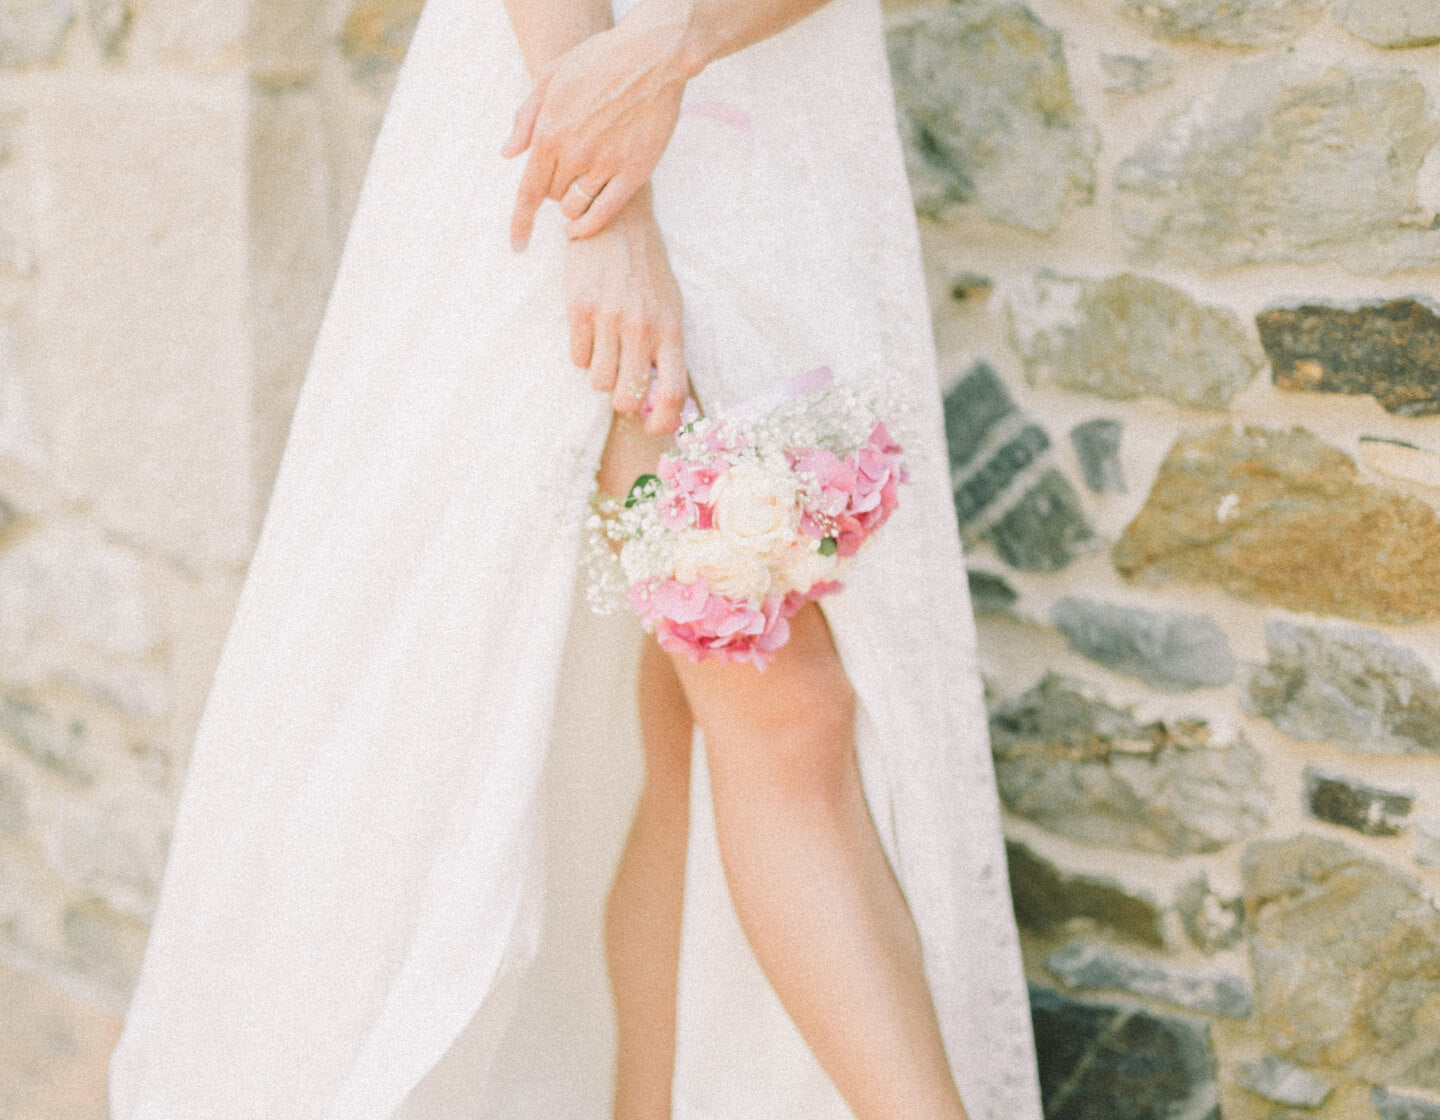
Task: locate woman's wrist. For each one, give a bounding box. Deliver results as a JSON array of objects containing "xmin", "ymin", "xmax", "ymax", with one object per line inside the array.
[{"xmin": 622, "ymin": 0, "xmax": 716, "ymax": 82}]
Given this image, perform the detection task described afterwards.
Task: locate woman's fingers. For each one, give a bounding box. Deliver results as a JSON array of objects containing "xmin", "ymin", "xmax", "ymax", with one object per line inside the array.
[
  {"xmin": 589, "ymin": 315, "xmax": 621, "ymax": 393},
  {"xmin": 645, "ymin": 334, "xmax": 688, "ymax": 434},
  {"xmin": 559, "ymin": 177, "xmax": 603, "ymax": 222},
  {"xmin": 569, "ymin": 304, "xmax": 596, "ymax": 370},
  {"xmin": 500, "ymin": 73, "xmax": 549, "ymax": 159},
  {"xmin": 565, "ymin": 173, "xmax": 638, "ymax": 241},
  {"xmin": 613, "ymin": 320, "xmax": 651, "ymax": 413}
]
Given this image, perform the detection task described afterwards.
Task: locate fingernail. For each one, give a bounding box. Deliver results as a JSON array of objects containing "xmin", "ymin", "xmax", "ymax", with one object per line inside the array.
[{"xmin": 511, "ymin": 235, "xmax": 527, "ymax": 252}]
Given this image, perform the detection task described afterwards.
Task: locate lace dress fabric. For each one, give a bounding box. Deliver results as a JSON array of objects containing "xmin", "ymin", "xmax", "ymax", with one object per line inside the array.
[{"xmin": 107, "ymin": 0, "xmax": 1043, "ymax": 1116}]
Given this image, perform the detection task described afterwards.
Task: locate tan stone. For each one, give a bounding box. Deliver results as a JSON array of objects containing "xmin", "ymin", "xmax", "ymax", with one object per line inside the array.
[
  {"xmin": 26, "ymin": 74, "xmax": 256, "ymax": 564},
  {"xmin": 0, "ymin": 960, "xmax": 117, "ymax": 1120},
  {"xmin": 340, "ymin": 0, "xmax": 423, "ymax": 95},
  {"xmin": 1113, "ymin": 425, "xmax": 1440, "ymax": 624}
]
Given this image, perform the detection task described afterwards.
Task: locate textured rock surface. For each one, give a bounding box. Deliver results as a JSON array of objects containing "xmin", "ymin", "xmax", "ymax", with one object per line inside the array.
[
  {"xmin": 1115, "ymin": 62, "xmax": 1440, "ymax": 273},
  {"xmin": 1234, "ymin": 1056, "xmax": 1332, "ymax": 1108},
  {"xmin": 1258, "ymin": 300, "xmax": 1440, "ymax": 418},
  {"xmin": 943, "ymin": 362, "xmax": 1098, "ymax": 572},
  {"xmin": 84, "ymin": 0, "xmax": 126, "ymax": 55},
  {"xmin": 0, "ymin": 691, "xmax": 92, "ymax": 784},
  {"xmin": 1102, "ymin": 53, "xmax": 1174, "ymax": 95},
  {"xmin": 1361, "ymin": 438, "xmax": 1440, "ymax": 490},
  {"xmin": 340, "ymin": 0, "xmax": 422, "ymax": 94},
  {"xmin": 1050, "ymin": 597, "xmax": 1236, "ymax": 692},
  {"xmin": 1117, "ymin": 0, "xmax": 1327, "ymax": 46},
  {"xmin": 990, "ymin": 674, "xmax": 1270, "ymax": 856},
  {"xmin": 1334, "ymin": 0, "xmax": 1440, "ymax": 46},
  {"xmin": 1007, "ymin": 272, "xmax": 1260, "ymax": 411},
  {"xmin": 1006, "ymin": 839, "xmax": 1168, "ymax": 947},
  {"xmin": 968, "ymin": 569, "xmax": 1019, "ymax": 615},
  {"xmin": 1416, "ymin": 818, "xmax": 1440, "ymax": 870},
  {"xmin": 1373, "ymin": 1086, "xmax": 1440, "ymax": 1120},
  {"xmin": 887, "ymin": 1, "xmax": 1094, "ymax": 230},
  {"xmin": 1070, "ymin": 419, "xmax": 1126, "ymax": 494},
  {"xmin": 1045, "ymin": 941, "xmax": 1252, "ymax": 1018},
  {"xmin": 1303, "ymin": 767, "xmax": 1413, "ymax": 836},
  {"xmin": 1175, "ymin": 877, "xmax": 1244, "ymax": 953},
  {"xmin": 1244, "ymin": 619, "xmax": 1440, "ymax": 755},
  {"xmin": 1029, "ymin": 985, "xmax": 1222, "ymax": 1120},
  {"xmin": 1114, "ymin": 426, "xmax": 1440, "ymax": 623},
  {"xmin": 1245, "ymin": 835, "xmax": 1440, "ymax": 1089},
  {"xmin": 0, "ymin": 0, "xmax": 72, "ymax": 66}
]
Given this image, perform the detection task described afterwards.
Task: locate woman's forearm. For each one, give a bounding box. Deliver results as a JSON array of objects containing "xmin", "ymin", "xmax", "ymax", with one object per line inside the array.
[
  {"xmin": 502, "ymin": 0, "xmax": 615, "ymax": 79},
  {"xmin": 627, "ymin": 0, "xmax": 837, "ymax": 79}
]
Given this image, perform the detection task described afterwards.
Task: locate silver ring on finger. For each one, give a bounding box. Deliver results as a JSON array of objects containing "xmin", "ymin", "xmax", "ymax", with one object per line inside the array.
[{"xmin": 566, "ymin": 179, "xmax": 596, "ymax": 203}]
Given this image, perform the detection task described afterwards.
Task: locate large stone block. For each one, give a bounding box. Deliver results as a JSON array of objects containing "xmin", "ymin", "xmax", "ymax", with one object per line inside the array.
[
  {"xmin": 886, "ymin": 1, "xmax": 1095, "ymax": 230},
  {"xmin": 1234, "ymin": 1056, "xmax": 1332, "ymax": 1108},
  {"xmin": 42, "ymin": 795, "xmax": 167, "ymax": 921},
  {"xmin": 0, "ymin": 690, "xmax": 92, "ymax": 784},
  {"xmin": 1116, "ymin": 0, "xmax": 1327, "ymax": 46},
  {"xmin": 1006, "ymin": 838, "xmax": 1169, "ymax": 947},
  {"xmin": 1258, "ymin": 300, "xmax": 1440, "ymax": 418},
  {"xmin": 990, "ymin": 674, "xmax": 1270, "ymax": 856},
  {"xmin": 1113, "ymin": 425, "xmax": 1440, "ymax": 624},
  {"xmin": 1045, "ymin": 941, "xmax": 1252, "ymax": 1018},
  {"xmin": 1373, "ymin": 1086, "xmax": 1440, "ymax": 1120},
  {"xmin": 1244, "ymin": 619, "xmax": 1440, "ymax": 756},
  {"xmin": 0, "ymin": 0, "xmax": 72, "ymax": 67},
  {"xmin": 85, "ymin": 0, "xmax": 128, "ymax": 56},
  {"xmin": 1303, "ymin": 767, "xmax": 1414, "ymax": 836},
  {"xmin": 1115, "ymin": 61, "xmax": 1440, "ymax": 274},
  {"xmin": 130, "ymin": 0, "xmax": 242, "ymax": 66},
  {"xmin": 1070, "ymin": 419, "xmax": 1126, "ymax": 494},
  {"xmin": 1007, "ymin": 272, "xmax": 1261, "ymax": 411},
  {"xmin": 340, "ymin": 0, "xmax": 423, "ymax": 96},
  {"xmin": 1050, "ymin": 596, "xmax": 1236, "ymax": 692},
  {"xmin": 1245, "ymin": 834, "xmax": 1440, "ymax": 1089},
  {"xmin": 26, "ymin": 76, "xmax": 256, "ymax": 564},
  {"xmin": 1029, "ymin": 985, "xmax": 1221, "ymax": 1120},
  {"xmin": 1334, "ymin": 0, "xmax": 1440, "ymax": 47},
  {"xmin": 943, "ymin": 363, "xmax": 1098, "ymax": 572}
]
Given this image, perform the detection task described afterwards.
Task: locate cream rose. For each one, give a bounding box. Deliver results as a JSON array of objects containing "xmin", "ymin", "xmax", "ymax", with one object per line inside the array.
[
  {"xmin": 710, "ymin": 461, "xmax": 801, "ymax": 550},
  {"xmin": 672, "ymin": 530, "xmax": 772, "ymax": 601},
  {"xmin": 775, "ymin": 540, "xmax": 841, "ymax": 593}
]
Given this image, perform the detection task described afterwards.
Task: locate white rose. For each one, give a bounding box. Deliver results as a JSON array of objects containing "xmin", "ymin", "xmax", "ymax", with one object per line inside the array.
[
  {"xmin": 710, "ymin": 461, "xmax": 801, "ymax": 550},
  {"xmin": 672, "ymin": 530, "xmax": 772, "ymax": 601},
  {"xmin": 774, "ymin": 540, "xmax": 842, "ymax": 594}
]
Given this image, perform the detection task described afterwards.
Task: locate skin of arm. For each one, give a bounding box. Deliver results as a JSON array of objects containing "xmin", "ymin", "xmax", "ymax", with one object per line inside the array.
[{"xmin": 503, "ymin": 0, "xmax": 836, "ymax": 248}]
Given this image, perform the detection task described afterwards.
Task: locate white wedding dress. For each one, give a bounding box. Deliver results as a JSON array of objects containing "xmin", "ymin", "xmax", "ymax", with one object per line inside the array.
[{"xmin": 107, "ymin": 0, "xmax": 1043, "ymax": 1116}]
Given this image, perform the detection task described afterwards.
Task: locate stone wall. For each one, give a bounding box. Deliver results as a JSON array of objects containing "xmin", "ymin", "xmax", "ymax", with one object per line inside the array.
[
  {"xmin": 3, "ymin": 0, "xmax": 1438, "ymax": 1117},
  {"xmin": 894, "ymin": 1, "xmax": 1440, "ymax": 1117}
]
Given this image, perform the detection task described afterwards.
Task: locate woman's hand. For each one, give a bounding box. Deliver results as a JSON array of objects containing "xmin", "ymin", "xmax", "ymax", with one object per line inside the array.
[
  {"xmin": 565, "ymin": 185, "xmax": 689, "ymax": 435},
  {"xmin": 502, "ymin": 8, "xmax": 696, "ymax": 251}
]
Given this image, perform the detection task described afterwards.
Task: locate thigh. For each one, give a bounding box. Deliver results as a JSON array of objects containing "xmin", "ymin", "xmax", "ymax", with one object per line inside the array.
[{"xmin": 596, "ymin": 410, "xmax": 673, "ymax": 499}]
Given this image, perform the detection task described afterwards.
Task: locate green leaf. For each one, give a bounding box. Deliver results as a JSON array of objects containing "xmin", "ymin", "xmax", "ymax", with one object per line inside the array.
[
  {"xmin": 818, "ymin": 537, "xmax": 838, "ymax": 556},
  {"xmin": 624, "ymin": 474, "xmax": 661, "ymax": 508}
]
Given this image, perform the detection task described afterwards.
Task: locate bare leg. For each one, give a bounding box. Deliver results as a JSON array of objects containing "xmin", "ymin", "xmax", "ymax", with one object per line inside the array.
[
  {"xmin": 598, "ymin": 413, "xmax": 693, "ymax": 1119},
  {"xmin": 670, "ymin": 604, "xmax": 969, "ymax": 1120}
]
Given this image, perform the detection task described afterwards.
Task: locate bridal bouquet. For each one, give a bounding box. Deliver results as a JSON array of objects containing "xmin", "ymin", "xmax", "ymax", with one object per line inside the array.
[{"xmin": 587, "ymin": 368, "xmax": 908, "ymax": 668}]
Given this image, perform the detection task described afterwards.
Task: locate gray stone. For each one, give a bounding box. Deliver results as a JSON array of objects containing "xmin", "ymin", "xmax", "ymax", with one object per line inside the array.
[
  {"xmin": 61, "ymin": 897, "xmax": 144, "ymax": 996},
  {"xmin": 1244, "ymin": 619, "xmax": 1440, "ymax": 756},
  {"xmin": 948, "ymin": 269, "xmax": 993, "ymax": 303},
  {"xmin": 1045, "ymin": 941, "xmax": 1253, "ymax": 1018},
  {"xmin": 1334, "ymin": 0, "xmax": 1440, "ymax": 47},
  {"xmin": 1175, "ymin": 877, "xmax": 1244, "ymax": 953},
  {"xmin": 983, "ymin": 468, "xmax": 1099, "ymax": 573},
  {"xmin": 1029, "ymin": 985, "xmax": 1221, "ymax": 1120},
  {"xmin": 1373, "ymin": 1086, "xmax": 1440, "ymax": 1120},
  {"xmin": 1258, "ymin": 300, "xmax": 1440, "ymax": 418},
  {"xmin": 1234, "ymin": 1056, "xmax": 1332, "ymax": 1108},
  {"xmin": 1245, "ymin": 834, "xmax": 1440, "ymax": 1089},
  {"xmin": 1102, "ymin": 53, "xmax": 1174, "ymax": 95},
  {"xmin": 1070, "ymin": 419, "xmax": 1126, "ymax": 494},
  {"xmin": 43, "ymin": 798, "xmax": 167, "ymax": 920},
  {"xmin": 1117, "ymin": 0, "xmax": 1327, "ymax": 46},
  {"xmin": 0, "ymin": 766, "xmax": 24, "ymax": 833},
  {"xmin": 84, "ymin": 0, "xmax": 126, "ymax": 55},
  {"xmin": 990, "ymin": 674, "xmax": 1271, "ymax": 856},
  {"xmin": 968, "ymin": 569, "xmax": 1018, "ymax": 616},
  {"xmin": 1006, "ymin": 839, "xmax": 1168, "ymax": 947},
  {"xmin": 1006, "ymin": 272, "xmax": 1261, "ymax": 411},
  {"xmin": 0, "ymin": 0, "xmax": 72, "ymax": 66},
  {"xmin": 1416, "ymin": 817, "xmax": 1440, "ymax": 870},
  {"xmin": 0, "ymin": 691, "xmax": 91, "ymax": 784},
  {"xmin": 1304, "ymin": 767, "xmax": 1413, "ymax": 836},
  {"xmin": 339, "ymin": 0, "xmax": 422, "ymax": 96},
  {"xmin": 942, "ymin": 363, "xmax": 1099, "ymax": 573},
  {"xmin": 1114, "ymin": 426, "xmax": 1440, "ymax": 624},
  {"xmin": 1115, "ymin": 61, "xmax": 1440, "ymax": 274},
  {"xmin": 1051, "ymin": 596, "xmax": 1236, "ymax": 692},
  {"xmin": 887, "ymin": 1, "xmax": 1095, "ymax": 230}
]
